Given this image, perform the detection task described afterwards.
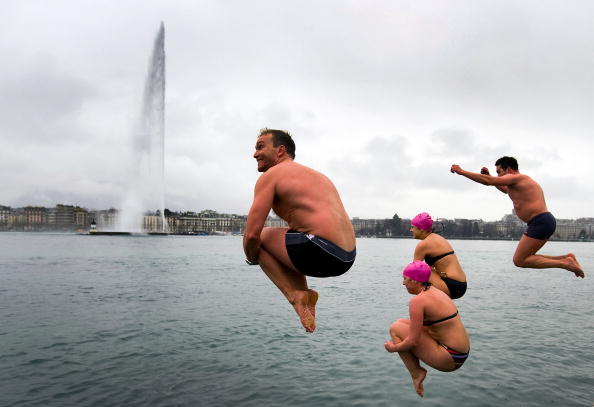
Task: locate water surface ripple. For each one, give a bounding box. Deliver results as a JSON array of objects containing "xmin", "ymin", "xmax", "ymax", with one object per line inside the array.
[{"xmin": 0, "ymin": 233, "xmax": 592, "ymax": 406}]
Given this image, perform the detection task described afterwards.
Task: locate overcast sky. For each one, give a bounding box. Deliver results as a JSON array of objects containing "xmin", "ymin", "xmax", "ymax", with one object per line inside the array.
[{"xmin": 1, "ymin": 1, "xmax": 593, "ymax": 221}]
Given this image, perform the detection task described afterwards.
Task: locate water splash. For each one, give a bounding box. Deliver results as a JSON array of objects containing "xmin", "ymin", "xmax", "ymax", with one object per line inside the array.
[{"xmin": 117, "ymin": 22, "xmax": 166, "ymax": 233}]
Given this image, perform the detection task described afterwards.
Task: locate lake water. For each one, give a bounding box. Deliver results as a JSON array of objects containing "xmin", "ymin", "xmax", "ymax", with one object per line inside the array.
[{"xmin": 0, "ymin": 233, "xmax": 592, "ymax": 406}]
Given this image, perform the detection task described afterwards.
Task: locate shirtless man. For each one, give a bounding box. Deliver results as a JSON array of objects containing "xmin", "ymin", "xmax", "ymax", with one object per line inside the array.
[
  {"xmin": 243, "ymin": 129, "xmax": 357, "ymax": 332},
  {"xmin": 450, "ymin": 156, "xmax": 584, "ymax": 278}
]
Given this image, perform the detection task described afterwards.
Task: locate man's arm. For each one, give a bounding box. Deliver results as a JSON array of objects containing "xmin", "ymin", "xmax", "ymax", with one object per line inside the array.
[
  {"xmin": 451, "ymin": 164, "xmax": 516, "ymax": 192},
  {"xmin": 243, "ymin": 173, "xmax": 275, "ymax": 263},
  {"xmin": 480, "ymin": 167, "xmax": 508, "ymax": 194}
]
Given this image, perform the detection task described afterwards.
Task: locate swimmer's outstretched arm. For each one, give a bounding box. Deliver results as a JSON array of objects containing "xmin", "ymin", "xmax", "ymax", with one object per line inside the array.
[
  {"xmin": 481, "ymin": 167, "xmax": 509, "ymax": 194},
  {"xmin": 451, "ymin": 164, "xmax": 513, "ymax": 193}
]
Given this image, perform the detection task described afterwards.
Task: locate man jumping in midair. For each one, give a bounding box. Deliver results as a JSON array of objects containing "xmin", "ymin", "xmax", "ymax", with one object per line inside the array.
[{"xmin": 451, "ymin": 156, "xmax": 584, "ymax": 278}]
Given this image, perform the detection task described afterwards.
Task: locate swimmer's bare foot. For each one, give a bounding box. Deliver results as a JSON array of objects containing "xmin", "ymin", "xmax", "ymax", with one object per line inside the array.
[
  {"xmin": 290, "ymin": 290, "xmax": 316, "ymax": 333},
  {"xmin": 412, "ymin": 367, "xmax": 427, "ymax": 398},
  {"xmin": 307, "ymin": 289, "xmax": 318, "ymax": 319},
  {"xmin": 567, "ymin": 253, "xmax": 579, "ymax": 264},
  {"xmin": 565, "ymin": 256, "xmax": 585, "ymax": 278},
  {"xmin": 567, "ymin": 254, "xmax": 584, "ymax": 277},
  {"xmin": 384, "ymin": 340, "xmax": 399, "ymax": 353},
  {"xmin": 384, "ymin": 336, "xmax": 403, "ymax": 352}
]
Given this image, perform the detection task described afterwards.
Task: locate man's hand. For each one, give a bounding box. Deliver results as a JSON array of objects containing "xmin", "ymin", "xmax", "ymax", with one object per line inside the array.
[
  {"xmin": 450, "ymin": 164, "xmax": 463, "ymax": 174},
  {"xmin": 480, "ymin": 167, "xmax": 490, "ymax": 175}
]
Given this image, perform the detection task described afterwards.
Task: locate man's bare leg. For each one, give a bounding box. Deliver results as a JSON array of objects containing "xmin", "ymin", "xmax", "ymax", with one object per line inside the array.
[
  {"xmin": 513, "ymin": 235, "xmax": 585, "ymax": 278},
  {"xmin": 539, "ymin": 253, "xmax": 582, "ymax": 267},
  {"xmin": 258, "ymin": 227, "xmax": 317, "ymax": 332},
  {"xmin": 384, "ymin": 320, "xmax": 427, "ymax": 397},
  {"xmin": 257, "ymin": 248, "xmax": 315, "ymax": 332}
]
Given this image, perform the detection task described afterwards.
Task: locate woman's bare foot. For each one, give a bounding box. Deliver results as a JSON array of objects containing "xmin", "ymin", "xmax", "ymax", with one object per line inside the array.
[
  {"xmin": 412, "ymin": 367, "xmax": 427, "ymax": 397},
  {"xmin": 384, "ymin": 340, "xmax": 399, "ymax": 353},
  {"xmin": 290, "ymin": 290, "xmax": 316, "ymax": 332},
  {"xmin": 307, "ymin": 289, "xmax": 318, "ymax": 319},
  {"xmin": 384, "ymin": 336, "xmax": 403, "ymax": 353}
]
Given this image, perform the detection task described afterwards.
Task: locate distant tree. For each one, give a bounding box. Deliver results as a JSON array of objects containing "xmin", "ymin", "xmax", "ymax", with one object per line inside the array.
[{"xmin": 391, "ymin": 213, "xmax": 402, "ymax": 237}]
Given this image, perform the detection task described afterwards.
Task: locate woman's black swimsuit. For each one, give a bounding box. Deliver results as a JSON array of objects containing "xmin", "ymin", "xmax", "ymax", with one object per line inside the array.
[
  {"xmin": 423, "ymin": 311, "xmax": 458, "ymax": 326},
  {"xmin": 440, "ymin": 277, "xmax": 467, "ymax": 300},
  {"xmin": 424, "ymin": 251, "xmax": 455, "ymax": 266},
  {"xmin": 424, "ymin": 251, "xmax": 467, "ymax": 299}
]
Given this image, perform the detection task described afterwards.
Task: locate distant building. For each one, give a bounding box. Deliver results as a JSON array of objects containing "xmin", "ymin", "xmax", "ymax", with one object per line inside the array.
[
  {"xmin": 91, "ymin": 208, "xmax": 117, "ymax": 230},
  {"xmin": 552, "ymin": 218, "xmax": 594, "ymax": 240},
  {"xmin": 351, "ymin": 218, "xmax": 393, "ymax": 237},
  {"xmin": 24, "ymin": 206, "xmax": 46, "ymax": 231},
  {"xmin": 143, "ymin": 212, "xmax": 165, "ymax": 233},
  {"xmin": 264, "ymin": 216, "xmax": 287, "ymax": 228},
  {"xmin": 0, "ymin": 205, "xmax": 10, "ymax": 226},
  {"xmin": 173, "ymin": 210, "xmax": 246, "ymax": 234},
  {"xmin": 74, "ymin": 207, "xmax": 89, "ymax": 231},
  {"xmin": 1, "ymin": 203, "xmax": 593, "ymax": 241}
]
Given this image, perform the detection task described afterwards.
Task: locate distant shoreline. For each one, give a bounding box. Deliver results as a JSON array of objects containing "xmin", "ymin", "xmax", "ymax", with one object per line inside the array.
[{"xmin": 1, "ymin": 230, "xmax": 592, "ymax": 243}]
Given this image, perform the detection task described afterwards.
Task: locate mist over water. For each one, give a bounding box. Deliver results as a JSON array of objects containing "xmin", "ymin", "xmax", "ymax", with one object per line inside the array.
[{"xmin": 117, "ymin": 22, "xmax": 166, "ymax": 232}]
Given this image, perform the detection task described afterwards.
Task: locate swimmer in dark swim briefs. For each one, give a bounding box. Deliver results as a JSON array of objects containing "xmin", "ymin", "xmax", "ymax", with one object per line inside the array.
[
  {"xmin": 244, "ymin": 129, "xmax": 357, "ymax": 333},
  {"xmin": 451, "ymin": 156, "xmax": 584, "ymax": 278}
]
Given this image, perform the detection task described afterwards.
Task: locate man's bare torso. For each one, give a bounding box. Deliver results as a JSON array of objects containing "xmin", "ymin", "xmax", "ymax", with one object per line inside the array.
[
  {"xmin": 265, "ymin": 161, "xmax": 355, "ymax": 251},
  {"xmin": 507, "ymin": 174, "xmax": 548, "ymax": 222}
]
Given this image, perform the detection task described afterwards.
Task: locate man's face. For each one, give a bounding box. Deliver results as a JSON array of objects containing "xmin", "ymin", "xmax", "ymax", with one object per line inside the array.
[
  {"xmin": 495, "ymin": 165, "xmax": 507, "ymax": 176},
  {"xmin": 253, "ymin": 133, "xmax": 279, "ymax": 172}
]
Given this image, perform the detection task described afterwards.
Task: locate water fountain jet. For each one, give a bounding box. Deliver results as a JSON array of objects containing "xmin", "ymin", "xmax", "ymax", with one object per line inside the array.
[{"xmin": 114, "ymin": 22, "xmax": 167, "ymax": 234}]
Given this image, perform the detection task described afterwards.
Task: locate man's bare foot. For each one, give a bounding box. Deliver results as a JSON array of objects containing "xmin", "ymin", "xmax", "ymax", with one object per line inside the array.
[
  {"xmin": 307, "ymin": 289, "xmax": 318, "ymax": 319},
  {"xmin": 567, "ymin": 253, "xmax": 580, "ymax": 264},
  {"xmin": 564, "ymin": 256, "xmax": 585, "ymax": 278},
  {"xmin": 290, "ymin": 290, "xmax": 316, "ymax": 333},
  {"xmin": 567, "ymin": 254, "xmax": 584, "ymax": 277},
  {"xmin": 412, "ymin": 367, "xmax": 427, "ymax": 398}
]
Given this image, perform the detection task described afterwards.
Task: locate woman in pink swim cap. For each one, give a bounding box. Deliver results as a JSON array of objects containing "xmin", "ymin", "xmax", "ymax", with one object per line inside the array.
[
  {"xmin": 410, "ymin": 212, "xmax": 467, "ymax": 299},
  {"xmin": 385, "ymin": 260, "xmax": 470, "ymax": 398}
]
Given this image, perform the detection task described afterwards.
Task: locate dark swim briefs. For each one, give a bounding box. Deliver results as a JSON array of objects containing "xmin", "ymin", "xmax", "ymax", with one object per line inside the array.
[
  {"xmin": 441, "ymin": 277, "xmax": 467, "ymax": 300},
  {"xmin": 285, "ymin": 229, "xmax": 356, "ymax": 278},
  {"xmin": 440, "ymin": 344, "xmax": 469, "ymax": 370},
  {"xmin": 524, "ymin": 212, "xmax": 556, "ymax": 240}
]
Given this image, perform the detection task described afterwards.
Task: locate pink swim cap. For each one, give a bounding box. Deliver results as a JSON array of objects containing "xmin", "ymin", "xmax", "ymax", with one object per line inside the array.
[
  {"xmin": 402, "ymin": 260, "xmax": 431, "ymax": 283},
  {"xmin": 411, "ymin": 212, "xmax": 433, "ymax": 231}
]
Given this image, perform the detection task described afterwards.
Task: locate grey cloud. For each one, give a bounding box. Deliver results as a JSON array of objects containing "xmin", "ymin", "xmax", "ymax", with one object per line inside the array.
[
  {"xmin": 0, "ymin": 54, "xmax": 98, "ymax": 144},
  {"xmin": 1, "ymin": 1, "xmax": 593, "ymax": 220}
]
